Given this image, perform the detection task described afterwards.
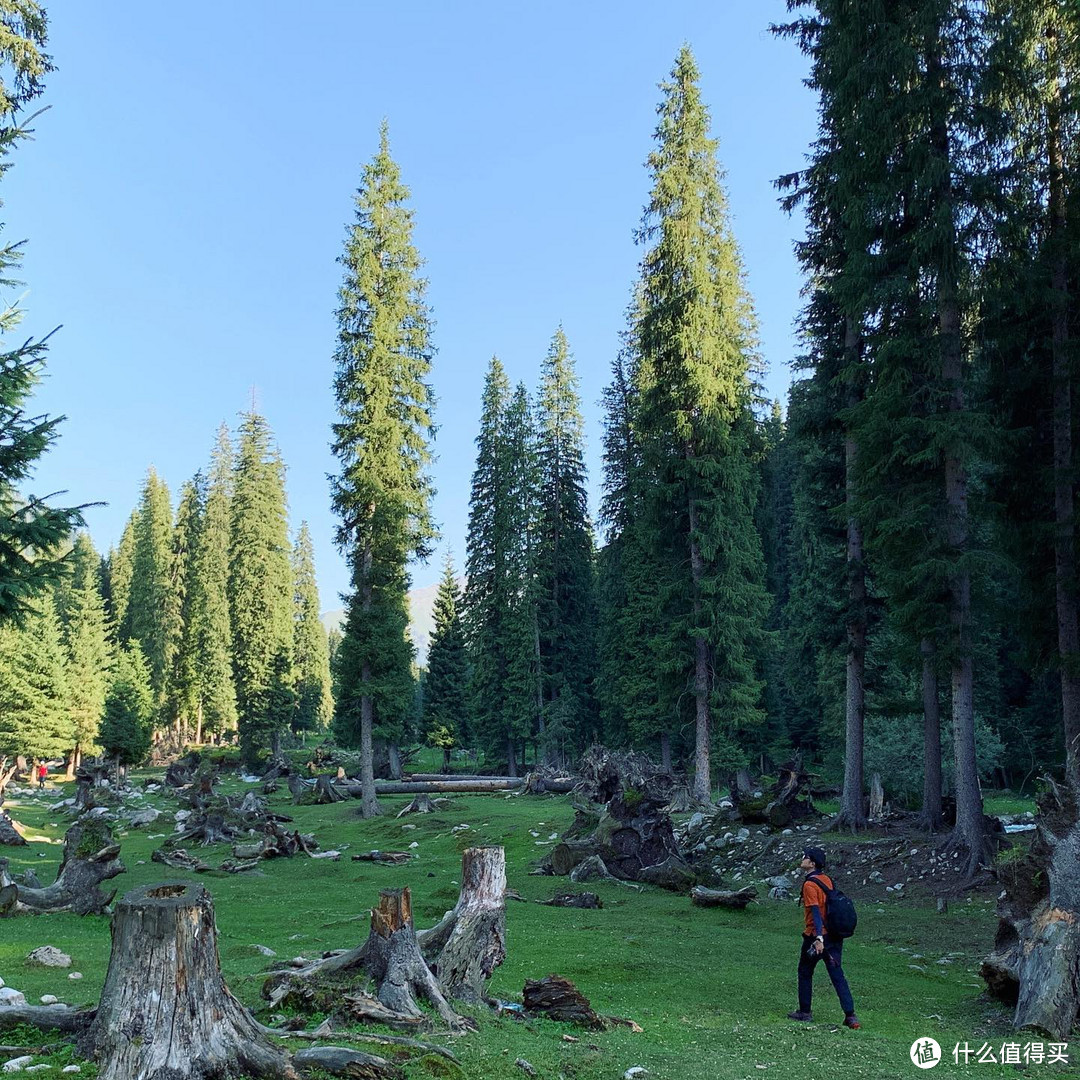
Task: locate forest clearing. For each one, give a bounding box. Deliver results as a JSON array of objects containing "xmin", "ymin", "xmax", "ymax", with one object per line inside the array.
[{"xmin": 0, "ymin": 752, "xmax": 1064, "ymax": 1079}]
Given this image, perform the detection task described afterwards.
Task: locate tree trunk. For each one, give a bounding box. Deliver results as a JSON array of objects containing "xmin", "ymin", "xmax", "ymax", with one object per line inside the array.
[
  {"xmin": 343, "ymin": 779, "xmax": 529, "ymax": 796},
  {"xmin": 920, "ymin": 639, "xmax": 944, "ymax": 830},
  {"xmin": 868, "ymin": 773, "xmax": 884, "ymax": 820},
  {"xmin": 65, "ymin": 749, "xmax": 77, "ymax": 782},
  {"xmin": 81, "ymin": 882, "xmax": 297, "ymax": 1080},
  {"xmin": 689, "ymin": 515, "xmax": 711, "ymax": 805},
  {"xmin": 358, "ymin": 534, "xmax": 381, "ymax": 819},
  {"xmin": 1046, "ymin": 39, "xmax": 1080, "ymax": 792},
  {"xmin": 441, "ymin": 748, "xmax": 451, "ymax": 771},
  {"xmin": 388, "ymin": 744, "xmax": 403, "ymax": 781},
  {"xmin": 417, "ymin": 846, "xmax": 506, "ymax": 1003},
  {"xmin": 928, "ymin": 37, "xmax": 988, "ymax": 875},
  {"xmin": 365, "ymin": 888, "xmax": 467, "ymax": 1031},
  {"xmin": 660, "ymin": 732, "xmax": 672, "ymax": 774},
  {"xmin": 838, "ymin": 317, "xmax": 867, "ymax": 829},
  {"xmin": 506, "ymin": 732, "xmax": 518, "ymax": 779}
]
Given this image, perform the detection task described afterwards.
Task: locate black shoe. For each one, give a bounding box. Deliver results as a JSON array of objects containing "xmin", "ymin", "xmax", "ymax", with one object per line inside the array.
[
  {"xmin": 787, "ymin": 1010, "xmax": 813, "ymax": 1022},
  {"xmin": 843, "ymin": 1014, "xmax": 861, "ymax": 1029}
]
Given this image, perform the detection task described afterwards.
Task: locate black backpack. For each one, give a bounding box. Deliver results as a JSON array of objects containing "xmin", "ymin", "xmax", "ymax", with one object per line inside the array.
[{"xmin": 808, "ymin": 872, "xmax": 858, "ymax": 939}]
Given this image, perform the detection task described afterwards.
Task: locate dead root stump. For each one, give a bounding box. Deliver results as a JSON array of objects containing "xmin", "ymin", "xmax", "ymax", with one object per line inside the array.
[
  {"xmin": 522, "ymin": 974, "xmax": 642, "ymax": 1032},
  {"xmin": 538, "ymin": 892, "xmax": 602, "ymax": 909},
  {"xmin": 418, "ymin": 846, "xmax": 506, "ymax": 1004},
  {"xmin": 0, "ymin": 810, "xmax": 26, "ymax": 846},
  {"xmin": 0, "ymin": 820, "xmax": 124, "ymax": 915}
]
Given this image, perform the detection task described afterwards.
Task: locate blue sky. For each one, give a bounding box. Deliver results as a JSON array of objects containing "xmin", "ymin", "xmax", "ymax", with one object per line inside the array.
[{"xmin": 10, "ymin": 1, "xmax": 816, "ymax": 608}]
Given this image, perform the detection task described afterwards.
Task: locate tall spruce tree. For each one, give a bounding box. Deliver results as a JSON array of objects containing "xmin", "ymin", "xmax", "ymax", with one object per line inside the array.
[
  {"xmin": 424, "ymin": 554, "xmax": 468, "ymax": 769},
  {"xmin": 464, "ymin": 359, "xmax": 515, "ymax": 768},
  {"xmin": 167, "ymin": 476, "xmax": 203, "ymax": 741},
  {"xmin": 633, "ymin": 47, "xmax": 770, "ymax": 801},
  {"xmin": 0, "ymin": 2, "xmax": 86, "ymax": 624},
  {"xmin": 106, "ymin": 510, "xmax": 138, "ymax": 633},
  {"xmin": 194, "ymin": 424, "xmax": 237, "ymax": 741},
  {"xmin": 229, "ymin": 411, "xmax": 294, "ymax": 764},
  {"xmin": 292, "ymin": 522, "xmax": 333, "ymax": 735},
  {"xmin": 99, "ymin": 641, "xmax": 153, "ymax": 777},
  {"xmin": 0, "ymin": 592, "xmax": 72, "ymax": 759},
  {"xmin": 535, "ymin": 327, "xmax": 596, "ymax": 758},
  {"xmin": 330, "ymin": 124, "xmax": 436, "ymax": 815},
  {"xmin": 123, "ymin": 468, "xmax": 176, "ymax": 725},
  {"xmin": 58, "ymin": 533, "xmax": 111, "ymax": 775}
]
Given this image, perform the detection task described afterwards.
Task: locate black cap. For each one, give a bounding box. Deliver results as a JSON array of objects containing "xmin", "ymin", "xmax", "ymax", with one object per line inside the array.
[{"xmin": 803, "ymin": 846, "xmax": 826, "ymax": 869}]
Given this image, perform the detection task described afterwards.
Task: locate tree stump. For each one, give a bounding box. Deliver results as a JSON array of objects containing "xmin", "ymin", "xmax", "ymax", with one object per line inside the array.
[
  {"xmin": 522, "ymin": 975, "xmax": 604, "ymax": 1029},
  {"xmin": 417, "ymin": 846, "xmax": 506, "ymax": 1003},
  {"xmin": 81, "ymin": 882, "xmax": 297, "ymax": 1080},
  {"xmin": 0, "ymin": 811, "xmax": 26, "ymax": 846},
  {"xmin": 366, "ymin": 888, "xmax": 467, "ymax": 1031},
  {"xmin": 0, "ymin": 821, "xmax": 124, "ymax": 916},
  {"xmin": 309, "ymin": 775, "xmax": 344, "ymax": 804},
  {"xmin": 982, "ymin": 778, "xmax": 1080, "ymax": 1038},
  {"xmin": 869, "ymin": 773, "xmax": 885, "ymax": 820}
]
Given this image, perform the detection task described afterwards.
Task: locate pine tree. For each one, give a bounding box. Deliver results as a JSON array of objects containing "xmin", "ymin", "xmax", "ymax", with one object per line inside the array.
[
  {"xmin": 633, "ymin": 47, "xmax": 770, "ymax": 801},
  {"xmin": 123, "ymin": 468, "xmax": 176, "ymax": 724},
  {"xmin": 464, "ymin": 358, "xmax": 512, "ymax": 765},
  {"xmin": 230, "ymin": 411, "xmax": 294, "ymax": 764},
  {"xmin": 99, "ymin": 642, "xmax": 153, "ymax": 773},
  {"xmin": 59, "ymin": 533, "xmax": 111, "ymax": 775},
  {"xmin": 106, "ymin": 510, "xmax": 138, "ymax": 632},
  {"xmin": 330, "ymin": 124, "xmax": 436, "ymax": 816},
  {"xmin": 292, "ymin": 522, "xmax": 333, "ymax": 735},
  {"xmin": 0, "ymin": 593, "xmax": 73, "ymax": 760},
  {"xmin": 424, "ymin": 554, "xmax": 468, "ymax": 768},
  {"xmin": 194, "ymin": 424, "xmax": 237, "ymax": 740},
  {"xmin": 535, "ymin": 327, "xmax": 596, "ymax": 758},
  {"xmin": 167, "ymin": 476, "xmax": 203, "ymax": 741},
  {"xmin": 0, "ymin": 3, "xmax": 86, "ymax": 624}
]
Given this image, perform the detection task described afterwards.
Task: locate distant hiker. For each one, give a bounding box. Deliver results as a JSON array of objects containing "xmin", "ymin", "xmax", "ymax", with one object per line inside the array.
[
  {"xmin": 37, "ymin": 762, "xmax": 47, "ymax": 789},
  {"xmin": 787, "ymin": 845, "xmax": 860, "ymax": 1029}
]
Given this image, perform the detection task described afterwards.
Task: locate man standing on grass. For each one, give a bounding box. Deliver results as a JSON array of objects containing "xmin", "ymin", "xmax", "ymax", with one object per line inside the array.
[{"xmin": 788, "ymin": 846, "xmax": 860, "ymax": 1028}]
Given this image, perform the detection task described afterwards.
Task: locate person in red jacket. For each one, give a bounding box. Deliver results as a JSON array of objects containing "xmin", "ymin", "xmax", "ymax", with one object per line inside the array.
[
  {"xmin": 37, "ymin": 761, "xmax": 47, "ymax": 789},
  {"xmin": 787, "ymin": 846, "xmax": 860, "ymax": 1028}
]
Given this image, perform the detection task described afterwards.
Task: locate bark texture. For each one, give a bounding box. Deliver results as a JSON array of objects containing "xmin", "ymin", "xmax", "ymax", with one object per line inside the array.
[
  {"xmin": 417, "ymin": 846, "xmax": 506, "ymax": 1003},
  {"xmin": 82, "ymin": 882, "xmax": 298, "ymax": 1080}
]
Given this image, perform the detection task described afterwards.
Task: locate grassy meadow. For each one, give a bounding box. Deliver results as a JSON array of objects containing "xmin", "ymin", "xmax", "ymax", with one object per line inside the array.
[{"xmin": 0, "ymin": 771, "xmax": 1073, "ymax": 1080}]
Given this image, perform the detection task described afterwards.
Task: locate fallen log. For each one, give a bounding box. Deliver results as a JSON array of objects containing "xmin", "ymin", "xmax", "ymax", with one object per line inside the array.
[
  {"xmin": 0, "ymin": 820, "xmax": 124, "ymax": 915},
  {"xmin": 0, "ymin": 1003, "xmax": 94, "ymax": 1035},
  {"xmin": 417, "ymin": 846, "xmax": 506, "ymax": 1003},
  {"xmin": 151, "ymin": 847, "xmax": 212, "ymax": 873},
  {"xmin": 522, "ymin": 974, "xmax": 603, "ymax": 1029},
  {"xmin": 537, "ymin": 892, "xmax": 602, "ymax": 909},
  {"xmin": 352, "ymin": 851, "xmax": 413, "ymax": 865},
  {"xmin": 690, "ymin": 885, "xmax": 759, "ymax": 910},
  {"xmin": 80, "ymin": 882, "xmax": 298, "ymax": 1080},
  {"xmin": 351, "ymin": 780, "xmax": 525, "ymax": 795}
]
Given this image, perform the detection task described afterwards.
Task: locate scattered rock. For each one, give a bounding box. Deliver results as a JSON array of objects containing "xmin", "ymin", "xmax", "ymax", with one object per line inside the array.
[
  {"xmin": 251, "ymin": 945, "xmax": 276, "ymax": 957},
  {"xmin": 39, "ymin": 994, "xmax": 58, "ymax": 1005},
  {"xmin": 26, "ymin": 946, "xmax": 71, "ymax": 968},
  {"xmin": 624, "ymin": 1069, "xmax": 649, "ymax": 1080},
  {"xmin": 0, "ymin": 988, "xmax": 26, "ymax": 1007},
  {"xmin": 408, "ymin": 841, "xmax": 419, "ymax": 850},
  {"xmin": 67, "ymin": 971, "xmax": 82, "ymax": 980},
  {"xmin": 61, "ymin": 1067, "xmax": 80, "ymax": 1074},
  {"xmin": 2, "ymin": 1056, "xmax": 33, "ymax": 1073},
  {"xmin": 514, "ymin": 1059, "xmax": 537, "ymax": 1077}
]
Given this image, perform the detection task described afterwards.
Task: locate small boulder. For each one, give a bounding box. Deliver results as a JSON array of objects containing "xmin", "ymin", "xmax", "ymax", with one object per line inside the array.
[
  {"xmin": 67, "ymin": 972, "xmax": 82, "ymax": 980},
  {"xmin": 39, "ymin": 995, "xmax": 58, "ymax": 1005},
  {"xmin": 2, "ymin": 1056, "xmax": 33, "ymax": 1073},
  {"xmin": 0, "ymin": 988, "xmax": 26, "ymax": 1007},
  {"xmin": 26, "ymin": 946, "xmax": 71, "ymax": 968}
]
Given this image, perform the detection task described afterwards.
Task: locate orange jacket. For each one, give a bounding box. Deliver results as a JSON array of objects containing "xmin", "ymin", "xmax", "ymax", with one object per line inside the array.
[{"xmin": 802, "ymin": 873, "xmax": 832, "ymax": 937}]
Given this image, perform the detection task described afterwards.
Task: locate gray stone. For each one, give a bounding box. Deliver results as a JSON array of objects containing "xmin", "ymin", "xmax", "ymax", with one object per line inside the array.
[
  {"xmin": 26, "ymin": 946, "xmax": 71, "ymax": 968},
  {"xmin": 0, "ymin": 988, "xmax": 26, "ymax": 1007},
  {"xmin": 2, "ymin": 1056, "xmax": 33, "ymax": 1073}
]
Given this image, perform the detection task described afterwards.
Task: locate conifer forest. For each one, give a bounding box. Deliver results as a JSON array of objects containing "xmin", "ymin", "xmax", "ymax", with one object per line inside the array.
[{"xmin": 2, "ymin": 3, "xmax": 1080, "ymax": 1079}]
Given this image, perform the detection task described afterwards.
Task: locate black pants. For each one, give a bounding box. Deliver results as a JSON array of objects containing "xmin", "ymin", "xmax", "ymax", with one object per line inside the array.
[{"xmin": 798, "ymin": 934, "xmax": 855, "ymax": 1015}]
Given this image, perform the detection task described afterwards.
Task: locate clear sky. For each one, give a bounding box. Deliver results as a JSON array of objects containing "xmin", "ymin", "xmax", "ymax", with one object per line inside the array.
[{"xmin": 10, "ymin": 1, "xmax": 816, "ymax": 609}]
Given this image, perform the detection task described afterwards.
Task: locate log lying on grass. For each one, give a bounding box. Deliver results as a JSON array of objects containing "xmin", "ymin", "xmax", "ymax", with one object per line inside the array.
[
  {"xmin": 981, "ymin": 777, "xmax": 1080, "ymax": 1039},
  {"xmin": 690, "ymin": 885, "xmax": 759, "ymax": 910},
  {"xmin": 0, "ymin": 820, "xmax": 124, "ymax": 915},
  {"xmin": 537, "ymin": 891, "xmax": 602, "ymax": 909},
  {"xmin": 522, "ymin": 974, "xmax": 642, "ymax": 1032},
  {"xmin": 417, "ymin": 846, "xmax": 506, "ymax": 1003},
  {"xmin": 352, "ymin": 851, "xmax": 413, "ymax": 865}
]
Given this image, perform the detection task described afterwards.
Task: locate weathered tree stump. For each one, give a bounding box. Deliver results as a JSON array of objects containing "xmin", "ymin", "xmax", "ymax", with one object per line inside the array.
[
  {"xmin": 81, "ymin": 882, "xmax": 298, "ymax": 1080},
  {"xmin": 395, "ymin": 794, "xmax": 447, "ymax": 817},
  {"xmin": 366, "ymin": 888, "xmax": 467, "ymax": 1031},
  {"xmin": 308, "ymin": 775, "xmax": 344, "ymax": 805},
  {"xmin": 690, "ymin": 885, "xmax": 758, "ymax": 909},
  {"xmin": 151, "ymin": 847, "xmax": 212, "ymax": 873},
  {"xmin": 982, "ymin": 778, "xmax": 1080, "ymax": 1038},
  {"xmin": 417, "ymin": 846, "xmax": 506, "ymax": 1003},
  {"xmin": 292, "ymin": 1046, "xmax": 402, "ymax": 1079},
  {"xmin": 0, "ymin": 820, "xmax": 124, "ymax": 916},
  {"xmin": 869, "ymin": 773, "xmax": 885, "ymax": 820},
  {"xmin": 538, "ymin": 891, "xmax": 602, "ymax": 909}
]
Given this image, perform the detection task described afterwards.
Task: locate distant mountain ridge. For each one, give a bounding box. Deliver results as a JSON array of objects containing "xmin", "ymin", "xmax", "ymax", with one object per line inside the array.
[{"xmin": 321, "ymin": 577, "xmax": 464, "ymax": 667}]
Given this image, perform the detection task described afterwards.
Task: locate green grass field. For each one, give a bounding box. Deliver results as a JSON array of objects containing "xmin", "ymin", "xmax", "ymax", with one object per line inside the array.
[{"xmin": 0, "ymin": 774, "xmax": 1073, "ymax": 1080}]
